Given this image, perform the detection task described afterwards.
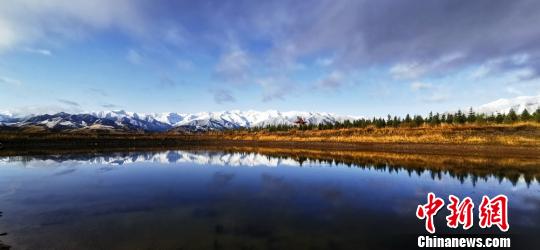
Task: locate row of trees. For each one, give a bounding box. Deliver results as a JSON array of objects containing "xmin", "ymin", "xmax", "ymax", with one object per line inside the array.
[{"xmin": 255, "ymin": 108, "xmax": 540, "ymax": 132}]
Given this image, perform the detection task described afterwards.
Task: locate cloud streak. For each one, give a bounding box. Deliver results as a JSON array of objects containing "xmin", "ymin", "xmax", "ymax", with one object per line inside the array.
[
  {"xmin": 0, "ymin": 76, "xmax": 22, "ymax": 86},
  {"xmin": 57, "ymin": 99, "xmax": 80, "ymax": 107},
  {"xmin": 211, "ymin": 89, "xmax": 236, "ymax": 104}
]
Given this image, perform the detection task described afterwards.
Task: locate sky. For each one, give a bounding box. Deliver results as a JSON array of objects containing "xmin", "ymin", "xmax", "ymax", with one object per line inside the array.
[{"xmin": 1, "ymin": 0, "xmax": 540, "ymax": 117}]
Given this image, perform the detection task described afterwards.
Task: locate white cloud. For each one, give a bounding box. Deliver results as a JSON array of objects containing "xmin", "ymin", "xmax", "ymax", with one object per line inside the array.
[
  {"xmin": 390, "ymin": 53, "xmax": 465, "ymax": 80},
  {"xmin": 0, "ymin": 76, "xmax": 22, "ymax": 85},
  {"xmin": 505, "ymin": 86, "xmax": 523, "ymax": 95},
  {"xmin": 164, "ymin": 27, "xmax": 187, "ymax": 47},
  {"xmin": 422, "ymin": 93, "xmax": 449, "ymax": 103},
  {"xmin": 23, "ymin": 47, "xmax": 52, "ymax": 56},
  {"xmin": 256, "ymin": 77, "xmax": 292, "ymax": 102},
  {"xmin": 511, "ymin": 53, "xmax": 529, "ymax": 65},
  {"xmin": 9, "ymin": 104, "xmax": 82, "ymax": 116},
  {"xmin": 469, "ymin": 54, "xmax": 535, "ymax": 80},
  {"xmin": 0, "ymin": 0, "xmax": 146, "ymax": 52},
  {"xmin": 126, "ymin": 49, "xmax": 142, "ymax": 64},
  {"xmin": 317, "ymin": 71, "xmax": 344, "ymax": 89},
  {"xmin": 57, "ymin": 99, "xmax": 80, "ymax": 107},
  {"xmin": 469, "ymin": 65, "xmax": 491, "ymax": 80},
  {"xmin": 215, "ymin": 47, "xmax": 250, "ymax": 83},
  {"xmin": 176, "ymin": 59, "xmax": 193, "ymax": 71},
  {"xmin": 211, "ymin": 89, "xmax": 236, "ymax": 104},
  {"xmin": 410, "ymin": 82, "xmax": 432, "ymax": 91},
  {"xmin": 389, "ymin": 62, "xmax": 428, "ymax": 80},
  {"xmin": 315, "ymin": 57, "xmax": 334, "ymax": 67}
]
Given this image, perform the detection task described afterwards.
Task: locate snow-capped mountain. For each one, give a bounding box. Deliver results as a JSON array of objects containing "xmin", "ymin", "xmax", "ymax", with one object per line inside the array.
[
  {"xmin": 476, "ymin": 95, "xmax": 540, "ymax": 114},
  {"xmin": 154, "ymin": 110, "xmax": 352, "ymax": 130},
  {"xmin": 0, "ymin": 110, "xmax": 355, "ymax": 132}
]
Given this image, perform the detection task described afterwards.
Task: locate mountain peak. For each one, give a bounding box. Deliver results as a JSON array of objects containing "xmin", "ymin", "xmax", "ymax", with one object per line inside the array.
[{"xmin": 476, "ymin": 95, "xmax": 540, "ymax": 114}]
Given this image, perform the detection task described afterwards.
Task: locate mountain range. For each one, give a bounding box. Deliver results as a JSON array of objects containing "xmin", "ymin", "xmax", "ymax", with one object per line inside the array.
[
  {"xmin": 1, "ymin": 95, "xmax": 539, "ymax": 132},
  {"xmin": 0, "ymin": 110, "xmax": 354, "ymax": 132}
]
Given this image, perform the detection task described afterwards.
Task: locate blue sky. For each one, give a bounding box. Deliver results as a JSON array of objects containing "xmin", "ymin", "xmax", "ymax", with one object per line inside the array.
[{"xmin": 1, "ymin": 0, "xmax": 540, "ymax": 117}]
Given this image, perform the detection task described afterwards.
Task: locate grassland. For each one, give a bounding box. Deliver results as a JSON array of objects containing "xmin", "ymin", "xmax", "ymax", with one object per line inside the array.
[
  {"xmin": 213, "ymin": 122, "xmax": 540, "ymax": 146},
  {"xmin": 1, "ymin": 123, "xmax": 539, "ymax": 157}
]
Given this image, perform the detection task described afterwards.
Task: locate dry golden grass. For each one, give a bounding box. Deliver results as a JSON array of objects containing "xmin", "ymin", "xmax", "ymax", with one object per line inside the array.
[
  {"xmin": 212, "ymin": 123, "xmax": 540, "ymax": 146},
  {"xmin": 1, "ymin": 122, "xmax": 539, "ymax": 148}
]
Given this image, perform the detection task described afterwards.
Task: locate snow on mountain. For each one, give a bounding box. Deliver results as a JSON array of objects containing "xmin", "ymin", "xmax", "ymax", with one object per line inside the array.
[
  {"xmin": 0, "ymin": 110, "xmax": 355, "ymax": 131},
  {"xmin": 476, "ymin": 95, "xmax": 540, "ymax": 114},
  {"xmin": 154, "ymin": 110, "xmax": 354, "ymax": 129},
  {"xmin": 0, "ymin": 111, "xmax": 16, "ymax": 123}
]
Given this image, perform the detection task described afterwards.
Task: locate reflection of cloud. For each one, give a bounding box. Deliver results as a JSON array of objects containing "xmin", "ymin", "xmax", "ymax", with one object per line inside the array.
[
  {"xmin": 260, "ymin": 173, "xmax": 292, "ymax": 194},
  {"xmin": 211, "ymin": 172, "xmax": 235, "ymax": 187},
  {"xmin": 319, "ymin": 186, "xmax": 343, "ymax": 203},
  {"xmin": 53, "ymin": 168, "xmax": 77, "ymax": 176}
]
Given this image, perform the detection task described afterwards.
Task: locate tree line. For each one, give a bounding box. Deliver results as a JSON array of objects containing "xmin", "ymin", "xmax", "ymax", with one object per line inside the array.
[{"xmin": 250, "ymin": 107, "xmax": 540, "ymax": 132}]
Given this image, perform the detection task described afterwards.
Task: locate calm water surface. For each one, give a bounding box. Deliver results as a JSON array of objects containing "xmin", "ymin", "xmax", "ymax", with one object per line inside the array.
[{"xmin": 0, "ymin": 150, "xmax": 539, "ymax": 249}]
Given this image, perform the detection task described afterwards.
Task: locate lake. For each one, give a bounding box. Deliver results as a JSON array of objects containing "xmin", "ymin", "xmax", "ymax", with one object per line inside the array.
[{"xmin": 0, "ymin": 148, "xmax": 539, "ymax": 249}]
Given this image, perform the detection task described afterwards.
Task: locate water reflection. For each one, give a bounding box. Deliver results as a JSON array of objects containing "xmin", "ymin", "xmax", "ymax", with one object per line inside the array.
[
  {"xmin": 1, "ymin": 148, "xmax": 539, "ymax": 186},
  {"xmin": 0, "ymin": 148, "xmax": 538, "ymax": 249}
]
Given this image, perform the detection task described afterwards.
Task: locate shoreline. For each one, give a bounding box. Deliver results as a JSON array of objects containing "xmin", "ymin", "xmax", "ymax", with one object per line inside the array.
[
  {"xmin": 1, "ymin": 124, "xmax": 540, "ymax": 158},
  {"xmin": 1, "ymin": 138, "xmax": 539, "ymax": 159},
  {"xmin": 1, "ymin": 144, "xmax": 538, "ymax": 185}
]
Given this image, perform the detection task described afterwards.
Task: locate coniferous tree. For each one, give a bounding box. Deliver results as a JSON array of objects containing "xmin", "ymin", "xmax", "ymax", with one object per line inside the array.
[
  {"xmin": 475, "ymin": 113, "xmax": 486, "ymax": 124},
  {"xmin": 520, "ymin": 109, "xmax": 531, "ymax": 121},
  {"xmin": 495, "ymin": 113, "xmax": 504, "ymax": 124},
  {"xmin": 430, "ymin": 112, "xmax": 441, "ymax": 126},
  {"xmin": 393, "ymin": 116, "xmax": 400, "ymax": 127},
  {"xmin": 404, "ymin": 114, "xmax": 412, "ymax": 126},
  {"xmin": 467, "ymin": 107, "xmax": 476, "ymax": 123},
  {"xmin": 504, "ymin": 109, "xmax": 518, "ymax": 123},
  {"xmin": 446, "ymin": 113, "xmax": 454, "ymax": 124},
  {"xmin": 534, "ymin": 108, "xmax": 540, "ymax": 122},
  {"xmin": 453, "ymin": 110, "xmax": 466, "ymax": 124},
  {"xmin": 486, "ymin": 113, "xmax": 495, "ymax": 123},
  {"xmin": 413, "ymin": 115, "xmax": 424, "ymax": 127}
]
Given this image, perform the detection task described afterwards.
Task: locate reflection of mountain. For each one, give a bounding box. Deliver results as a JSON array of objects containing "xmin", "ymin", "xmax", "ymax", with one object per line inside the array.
[
  {"xmin": 1, "ymin": 148, "xmax": 538, "ymax": 186},
  {"xmin": 0, "ymin": 151, "xmax": 300, "ymax": 167}
]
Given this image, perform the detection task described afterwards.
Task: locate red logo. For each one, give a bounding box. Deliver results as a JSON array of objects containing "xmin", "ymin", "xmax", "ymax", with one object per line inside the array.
[
  {"xmin": 446, "ymin": 195, "xmax": 474, "ymax": 230},
  {"xmin": 479, "ymin": 195, "xmax": 509, "ymax": 232},
  {"xmin": 416, "ymin": 192, "xmax": 445, "ymax": 234},
  {"xmin": 417, "ymin": 193, "xmax": 509, "ymax": 233}
]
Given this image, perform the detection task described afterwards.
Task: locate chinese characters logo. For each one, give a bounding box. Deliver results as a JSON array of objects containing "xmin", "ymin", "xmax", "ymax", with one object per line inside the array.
[{"xmin": 416, "ymin": 192, "xmax": 508, "ymax": 234}]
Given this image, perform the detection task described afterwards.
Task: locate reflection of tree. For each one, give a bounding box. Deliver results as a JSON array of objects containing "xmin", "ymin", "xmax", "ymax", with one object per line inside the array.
[
  {"xmin": 0, "ymin": 147, "xmax": 538, "ymax": 187},
  {"xmin": 217, "ymin": 147, "xmax": 539, "ymax": 187},
  {"xmin": 0, "ymin": 211, "xmax": 10, "ymax": 250}
]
